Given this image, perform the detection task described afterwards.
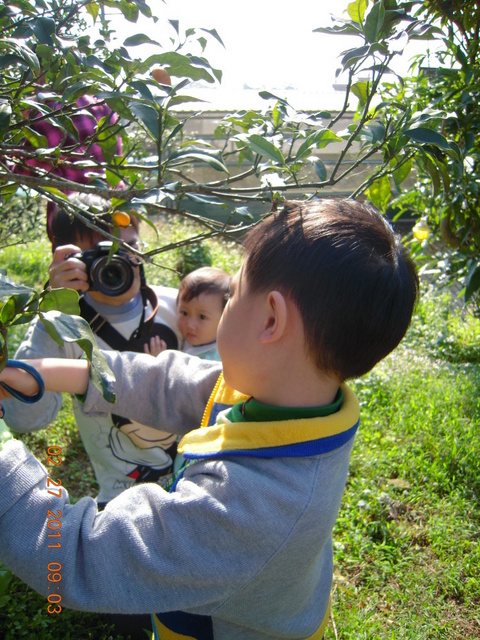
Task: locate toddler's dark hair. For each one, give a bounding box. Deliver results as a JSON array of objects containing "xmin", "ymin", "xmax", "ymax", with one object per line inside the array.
[
  {"xmin": 178, "ymin": 267, "xmax": 231, "ymax": 309},
  {"xmin": 244, "ymin": 199, "xmax": 419, "ymax": 380}
]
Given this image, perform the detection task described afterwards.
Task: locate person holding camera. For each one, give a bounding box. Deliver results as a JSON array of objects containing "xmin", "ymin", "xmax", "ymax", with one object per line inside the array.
[
  {"xmin": 3, "ymin": 193, "xmax": 183, "ymax": 512},
  {"xmin": 4, "ymin": 193, "xmax": 182, "ymax": 637}
]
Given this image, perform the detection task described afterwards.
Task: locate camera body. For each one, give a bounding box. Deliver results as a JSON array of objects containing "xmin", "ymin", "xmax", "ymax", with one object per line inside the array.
[{"xmin": 73, "ymin": 241, "xmax": 137, "ymax": 297}]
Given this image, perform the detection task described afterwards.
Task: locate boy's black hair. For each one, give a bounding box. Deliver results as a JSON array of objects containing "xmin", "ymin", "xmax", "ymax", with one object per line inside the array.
[
  {"xmin": 178, "ymin": 267, "xmax": 231, "ymax": 309},
  {"xmin": 50, "ymin": 193, "xmax": 139, "ymax": 249},
  {"xmin": 243, "ymin": 199, "xmax": 419, "ymax": 381}
]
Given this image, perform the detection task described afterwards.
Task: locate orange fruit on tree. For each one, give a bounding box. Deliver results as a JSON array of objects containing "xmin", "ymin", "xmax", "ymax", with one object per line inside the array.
[
  {"xmin": 151, "ymin": 66, "xmax": 172, "ymax": 86},
  {"xmin": 112, "ymin": 211, "xmax": 131, "ymax": 227}
]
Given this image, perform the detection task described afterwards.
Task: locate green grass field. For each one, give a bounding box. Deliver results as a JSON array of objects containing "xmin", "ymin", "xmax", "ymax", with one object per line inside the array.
[{"xmin": 0, "ymin": 219, "xmax": 479, "ymax": 639}]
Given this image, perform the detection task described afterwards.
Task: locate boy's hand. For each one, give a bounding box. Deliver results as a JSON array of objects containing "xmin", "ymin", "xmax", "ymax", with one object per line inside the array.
[
  {"xmin": 0, "ymin": 365, "xmax": 42, "ymax": 400},
  {"xmin": 49, "ymin": 244, "xmax": 89, "ymax": 292},
  {"xmin": 143, "ymin": 336, "xmax": 167, "ymax": 358}
]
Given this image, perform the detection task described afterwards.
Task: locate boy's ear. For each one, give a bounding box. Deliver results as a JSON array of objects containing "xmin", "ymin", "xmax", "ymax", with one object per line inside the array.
[{"xmin": 259, "ymin": 291, "xmax": 288, "ymax": 344}]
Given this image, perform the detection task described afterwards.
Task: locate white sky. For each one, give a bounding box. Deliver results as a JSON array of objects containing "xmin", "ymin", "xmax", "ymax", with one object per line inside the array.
[
  {"xmin": 149, "ymin": 0, "xmax": 354, "ymax": 90},
  {"xmin": 99, "ymin": 0, "xmax": 431, "ymax": 110}
]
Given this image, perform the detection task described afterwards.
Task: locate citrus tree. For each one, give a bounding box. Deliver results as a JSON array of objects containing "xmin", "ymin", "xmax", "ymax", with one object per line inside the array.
[
  {"xmin": 374, "ymin": 0, "xmax": 480, "ymax": 308},
  {"xmin": 0, "ymin": 0, "xmax": 475, "ymax": 369}
]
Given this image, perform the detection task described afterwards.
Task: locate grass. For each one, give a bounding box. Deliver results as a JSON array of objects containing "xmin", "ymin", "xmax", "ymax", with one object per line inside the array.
[
  {"xmin": 329, "ymin": 287, "xmax": 480, "ymax": 639},
  {"xmin": 1, "ymin": 220, "xmax": 480, "ymax": 639}
]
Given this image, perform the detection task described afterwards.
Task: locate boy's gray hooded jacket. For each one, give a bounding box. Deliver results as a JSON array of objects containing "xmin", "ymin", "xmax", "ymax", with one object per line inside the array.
[{"xmin": 0, "ymin": 350, "xmax": 358, "ymax": 639}]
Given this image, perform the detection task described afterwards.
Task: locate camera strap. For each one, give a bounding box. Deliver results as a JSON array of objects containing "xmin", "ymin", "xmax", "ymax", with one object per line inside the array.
[{"xmin": 79, "ymin": 285, "xmax": 178, "ymax": 353}]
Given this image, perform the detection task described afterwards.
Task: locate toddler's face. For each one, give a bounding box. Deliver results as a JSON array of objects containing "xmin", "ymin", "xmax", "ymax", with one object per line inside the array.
[{"xmin": 177, "ymin": 292, "xmax": 224, "ymax": 347}]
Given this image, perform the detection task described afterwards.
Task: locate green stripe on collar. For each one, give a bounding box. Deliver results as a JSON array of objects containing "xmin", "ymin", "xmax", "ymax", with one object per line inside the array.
[{"xmin": 228, "ymin": 388, "xmax": 343, "ymax": 423}]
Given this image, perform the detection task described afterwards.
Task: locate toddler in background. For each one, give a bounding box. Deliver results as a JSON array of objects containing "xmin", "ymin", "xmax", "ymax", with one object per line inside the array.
[{"xmin": 176, "ymin": 266, "xmax": 231, "ymax": 361}]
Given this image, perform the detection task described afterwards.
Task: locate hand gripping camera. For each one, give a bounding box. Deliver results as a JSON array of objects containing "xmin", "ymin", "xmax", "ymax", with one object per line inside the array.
[{"xmin": 74, "ymin": 241, "xmax": 139, "ymax": 297}]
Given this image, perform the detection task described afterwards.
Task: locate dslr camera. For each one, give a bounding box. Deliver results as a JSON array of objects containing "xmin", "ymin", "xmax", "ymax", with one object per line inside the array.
[{"xmin": 73, "ymin": 241, "xmax": 139, "ymax": 297}]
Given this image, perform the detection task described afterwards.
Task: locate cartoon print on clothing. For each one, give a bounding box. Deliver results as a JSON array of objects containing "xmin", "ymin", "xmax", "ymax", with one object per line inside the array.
[{"xmin": 110, "ymin": 414, "xmax": 177, "ymax": 486}]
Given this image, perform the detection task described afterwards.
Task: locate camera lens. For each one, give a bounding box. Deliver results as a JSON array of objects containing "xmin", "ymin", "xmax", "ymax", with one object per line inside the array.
[{"xmin": 90, "ymin": 256, "xmax": 134, "ymax": 296}]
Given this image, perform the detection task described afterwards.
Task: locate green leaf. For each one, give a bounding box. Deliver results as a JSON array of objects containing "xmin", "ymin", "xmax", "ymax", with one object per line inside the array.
[
  {"xmin": 167, "ymin": 95, "xmax": 205, "ymax": 108},
  {"xmin": 200, "ymin": 28, "xmax": 225, "ymax": 48},
  {"xmin": 246, "ymin": 134, "xmax": 285, "ymax": 164},
  {"xmin": 143, "ymin": 52, "xmax": 216, "ymax": 83},
  {"xmin": 0, "ymin": 38, "xmax": 40, "ymax": 73},
  {"xmin": 0, "ymin": 101, "xmax": 11, "ymax": 140},
  {"xmin": 465, "ymin": 263, "xmax": 480, "ymax": 302},
  {"xmin": 169, "ymin": 19, "xmax": 180, "ymax": 35},
  {"xmin": 0, "ymin": 298, "xmax": 16, "ymax": 325},
  {"xmin": 365, "ymin": 175, "xmax": 391, "ymax": 211},
  {"xmin": 123, "ymin": 33, "xmax": 159, "ymax": 47},
  {"xmin": 364, "ymin": 1, "xmax": 385, "ymax": 43},
  {"xmin": 129, "ymin": 102, "xmax": 159, "ymax": 139},
  {"xmin": 232, "ymin": 206, "xmax": 254, "ymax": 221},
  {"xmin": 351, "ymin": 80, "xmax": 369, "ymax": 105},
  {"xmin": 392, "ymin": 158, "xmax": 412, "ymax": 188},
  {"xmin": 130, "ymin": 80, "xmax": 154, "ymax": 101},
  {"xmin": 272, "ymin": 103, "xmax": 284, "ymax": 128},
  {"xmin": 117, "ymin": 1, "xmax": 139, "ymax": 22},
  {"xmin": 446, "ymin": 140, "xmax": 462, "ymax": 165},
  {"xmin": 295, "ymin": 129, "xmax": 342, "ymax": 160},
  {"xmin": 39, "ymin": 289, "xmax": 81, "ymax": 315},
  {"xmin": 12, "ymin": 292, "xmax": 33, "ymax": 315},
  {"xmin": 11, "ymin": 313, "xmax": 37, "ymax": 327},
  {"xmin": 183, "ymin": 193, "xmax": 230, "ymax": 209},
  {"xmin": 436, "ymin": 160, "xmax": 451, "ymax": 193},
  {"xmin": 41, "ymin": 187, "xmax": 70, "ymax": 202},
  {"xmin": 347, "ymin": 0, "xmax": 369, "ymax": 24},
  {"xmin": 341, "ymin": 45, "xmax": 370, "ymax": 69},
  {"xmin": 167, "ymin": 147, "xmax": 228, "ymax": 173},
  {"xmin": 314, "ymin": 23, "xmax": 363, "ymax": 36},
  {"xmin": 362, "ymin": 121, "xmax": 386, "ymax": 145},
  {"xmin": 181, "ymin": 194, "xmax": 231, "ymax": 219},
  {"xmin": 97, "ymin": 116, "xmax": 121, "ymax": 164},
  {"xmin": 31, "ymin": 16, "xmax": 55, "ymax": 45},
  {"xmin": 0, "ymin": 53, "xmax": 23, "ymax": 69},
  {"xmin": 39, "ymin": 311, "xmax": 116, "ymax": 403},
  {"xmin": 404, "ymin": 127, "xmax": 451, "ymax": 151},
  {"xmin": 35, "ymin": 43, "xmax": 54, "ymax": 61},
  {"xmin": 309, "ymin": 156, "xmax": 327, "ymax": 181},
  {"xmin": 85, "ymin": 2, "xmax": 100, "ymax": 21},
  {"xmin": 0, "ymin": 279, "xmax": 33, "ymax": 299},
  {"xmin": 422, "ymin": 154, "xmax": 441, "ymax": 198},
  {"xmin": 259, "ymin": 91, "xmax": 290, "ymax": 106},
  {"xmin": 0, "ymin": 565, "xmax": 12, "ymax": 599}
]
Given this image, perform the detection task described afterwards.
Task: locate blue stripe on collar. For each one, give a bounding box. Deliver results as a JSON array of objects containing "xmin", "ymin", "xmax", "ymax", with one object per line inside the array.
[{"xmin": 183, "ymin": 422, "xmax": 359, "ymax": 460}]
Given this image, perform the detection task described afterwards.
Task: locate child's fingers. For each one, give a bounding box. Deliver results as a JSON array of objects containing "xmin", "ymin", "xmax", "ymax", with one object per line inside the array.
[
  {"xmin": 157, "ymin": 339, "xmax": 167, "ymax": 355},
  {"xmin": 143, "ymin": 336, "xmax": 167, "ymax": 357}
]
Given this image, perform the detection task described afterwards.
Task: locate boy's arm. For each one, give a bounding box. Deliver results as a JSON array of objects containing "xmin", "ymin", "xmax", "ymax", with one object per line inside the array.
[
  {"xmin": 81, "ymin": 349, "xmax": 221, "ymax": 434},
  {"xmin": 0, "ymin": 352, "xmax": 227, "ymax": 615},
  {"xmin": 0, "ymin": 437, "xmax": 280, "ymax": 618},
  {"xmin": 0, "ymin": 350, "xmax": 221, "ymax": 436},
  {"xmin": 0, "ymin": 359, "xmax": 89, "ymax": 444},
  {"xmin": 0, "ymin": 359, "xmax": 89, "ymax": 397}
]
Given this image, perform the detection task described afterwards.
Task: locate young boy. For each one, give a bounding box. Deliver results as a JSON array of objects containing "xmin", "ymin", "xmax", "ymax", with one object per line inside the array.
[
  {"xmin": 176, "ymin": 266, "xmax": 231, "ymax": 361},
  {"xmin": 0, "ymin": 199, "xmax": 419, "ymax": 639}
]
